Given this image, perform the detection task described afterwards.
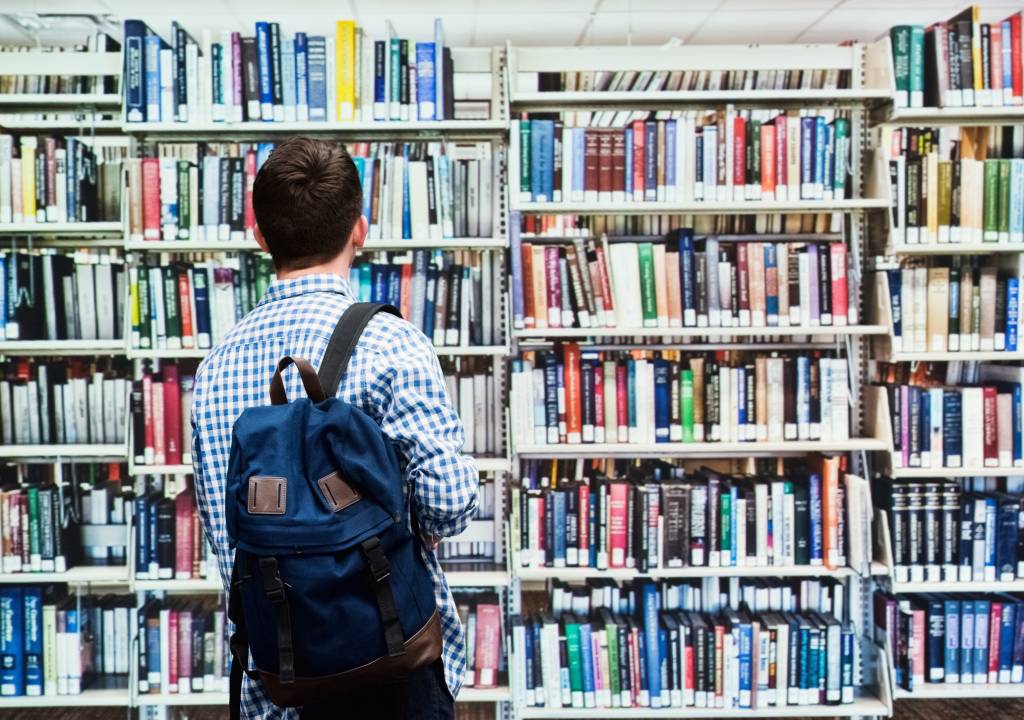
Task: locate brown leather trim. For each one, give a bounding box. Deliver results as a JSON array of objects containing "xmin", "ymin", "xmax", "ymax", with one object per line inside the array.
[
  {"xmin": 248, "ymin": 476, "xmax": 287, "ymax": 515},
  {"xmin": 269, "ymin": 356, "xmax": 327, "ymax": 405},
  {"xmin": 255, "ymin": 610, "xmax": 443, "ymax": 707},
  {"xmin": 317, "ymin": 471, "xmax": 361, "ymax": 512}
]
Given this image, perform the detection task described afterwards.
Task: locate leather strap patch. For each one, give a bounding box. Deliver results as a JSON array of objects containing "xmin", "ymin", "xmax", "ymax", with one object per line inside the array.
[
  {"xmin": 318, "ymin": 471, "xmax": 360, "ymax": 512},
  {"xmin": 248, "ymin": 476, "xmax": 287, "ymax": 515}
]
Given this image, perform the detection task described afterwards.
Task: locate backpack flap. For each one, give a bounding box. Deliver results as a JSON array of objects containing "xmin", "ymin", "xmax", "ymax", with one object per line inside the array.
[{"xmin": 226, "ymin": 395, "xmax": 403, "ymax": 555}]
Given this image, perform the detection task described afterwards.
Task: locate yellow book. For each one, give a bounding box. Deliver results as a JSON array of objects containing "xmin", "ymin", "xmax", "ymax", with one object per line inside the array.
[
  {"xmin": 335, "ymin": 20, "xmax": 357, "ymax": 121},
  {"xmin": 926, "ymin": 150, "xmax": 939, "ymax": 243},
  {"xmin": 20, "ymin": 137, "xmax": 36, "ymax": 223}
]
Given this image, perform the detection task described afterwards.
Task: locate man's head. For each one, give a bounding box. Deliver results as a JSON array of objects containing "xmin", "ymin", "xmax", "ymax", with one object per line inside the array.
[{"xmin": 252, "ymin": 137, "xmax": 366, "ymax": 271}]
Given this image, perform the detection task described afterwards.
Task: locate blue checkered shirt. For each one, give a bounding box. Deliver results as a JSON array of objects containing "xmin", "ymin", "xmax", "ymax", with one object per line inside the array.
[{"xmin": 191, "ymin": 273, "xmax": 479, "ymax": 719}]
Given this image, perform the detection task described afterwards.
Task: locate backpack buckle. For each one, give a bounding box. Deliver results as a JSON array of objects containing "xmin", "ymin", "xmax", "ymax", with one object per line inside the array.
[
  {"xmin": 361, "ymin": 537, "xmax": 391, "ymax": 583},
  {"xmin": 258, "ymin": 558, "xmax": 287, "ymax": 604}
]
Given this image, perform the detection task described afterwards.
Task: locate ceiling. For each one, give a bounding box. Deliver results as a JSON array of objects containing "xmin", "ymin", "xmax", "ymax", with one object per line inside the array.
[{"xmin": 2, "ymin": 0, "xmax": 1024, "ymax": 47}]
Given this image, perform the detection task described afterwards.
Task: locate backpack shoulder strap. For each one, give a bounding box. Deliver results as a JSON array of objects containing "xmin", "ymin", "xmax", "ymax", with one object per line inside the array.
[{"xmin": 319, "ymin": 302, "xmax": 402, "ymax": 398}]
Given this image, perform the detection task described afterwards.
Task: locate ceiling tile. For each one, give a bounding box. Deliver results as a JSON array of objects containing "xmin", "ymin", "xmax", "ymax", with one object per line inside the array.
[
  {"xmin": 473, "ymin": 13, "xmax": 591, "ymax": 46},
  {"xmin": 600, "ymin": 0, "xmax": 722, "ymax": 10},
  {"xmin": 691, "ymin": 9, "xmax": 825, "ymax": 43},
  {"xmin": 800, "ymin": 7, "xmax": 945, "ymax": 43},
  {"xmin": 584, "ymin": 11, "xmax": 711, "ymax": 45},
  {"xmin": 720, "ymin": 0, "xmax": 837, "ymax": 7}
]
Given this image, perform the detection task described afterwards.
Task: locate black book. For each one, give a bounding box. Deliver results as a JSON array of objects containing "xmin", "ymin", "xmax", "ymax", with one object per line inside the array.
[
  {"xmin": 155, "ymin": 496, "xmax": 176, "ymax": 576},
  {"xmin": 996, "ymin": 277, "xmax": 1008, "ymax": 339},
  {"xmin": 955, "ymin": 19, "xmax": 974, "ymax": 104},
  {"xmin": 269, "ymin": 22, "xmax": 283, "ymax": 111},
  {"xmin": 445, "ymin": 264, "xmax": 461, "ymax": 344},
  {"xmin": 906, "ymin": 483, "xmax": 925, "ymax": 571},
  {"xmin": 980, "ymin": 24, "xmax": 992, "ymax": 96},
  {"xmin": 442, "ymin": 47, "xmax": 455, "ymax": 120},
  {"xmin": 580, "ymin": 358, "xmax": 594, "ymax": 439},
  {"xmin": 793, "ymin": 481, "xmax": 811, "ymax": 564},
  {"xmin": 191, "ymin": 608, "xmax": 205, "ymax": 690},
  {"xmin": 230, "ymin": 157, "xmax": 245, "ymax": 233},
  {"xmin": 34, "ymin": 151, "xmax": 45, "ymax": 221},
  {"xmin": 743, "ymin": 485, "xmax": 756, "ymax": 562},
  {"xmin": 241, "ymin": 37, "xmax": 261, "ymax": 120},
  {"xmin": 543, "ymin": 487, "xmax": 554, "ymax": 566},
  {"xmin": 923, "ymin": 482, "xmax": 942, "ymax": 574},
  {"xmin": 661, "ymin": 483, "xmax": 690, "ymax": 567},
  {"xmin": 131, "ymin": 381, "xmax": 145, "ymax": 464},
  {"xmin": 565, "ymin": 483, "xmax": 578, "ymax": 564},
  {"xmin": 218, "ymin": 157, "xmax": 230, "ymax": 230},
  {"xmin": 399, "ymin": 39, "xmax": 410, "ymax": 109},
  {"xmin": 161, "ymin": 266, "xmax": 181, "ymax": 343},
  {"xmin": 173, "ymin": 23, "xmax": 188, "ymax": 120},
  {"xmin": 808, "ymin": 359, "xmax": 820, "ymax": 429},
  {"xmin": 817, "ymin": 243, "xmax": 831, "ymax": 321},
  {"xmin": 941, "ymin": 481, "xmax": 960, "ymax": 569}
]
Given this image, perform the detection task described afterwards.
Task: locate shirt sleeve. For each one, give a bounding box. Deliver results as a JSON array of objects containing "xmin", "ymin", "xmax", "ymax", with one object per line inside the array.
[{"xmin": 376, "ymin": 323, "xmax": 479, "ymax": 539}]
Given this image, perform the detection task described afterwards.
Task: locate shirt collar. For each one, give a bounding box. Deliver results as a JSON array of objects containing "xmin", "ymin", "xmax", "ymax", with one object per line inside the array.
[{"xmin": 257, "ymin": 272, "xmax": 354, "ymax": 306}]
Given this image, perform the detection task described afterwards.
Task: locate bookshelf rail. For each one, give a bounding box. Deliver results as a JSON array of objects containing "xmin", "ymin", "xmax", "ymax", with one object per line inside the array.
[
  {"xmin": 123, "ymin": 120, "xmax": 508, "ymax": 138},
  {"xmin": 512, "ymin": 325, "xmax": 888, "ymax": 340},
  {"xmin": 890, "ymin": 242, "xmax": 1024, "ymax": 256},
  {"xmin": 515, "ymin": 694, "xmax": 891, "ymax": 719},
  {"xmin": 884, "ymin": 106, "xmax": 1024, "ymax": 126},
  {"xmin": 0, "ymin": 222, "xmax": 122, "ymax": 236},
  {"xmin": 0, "ymin": 688, "xmax": 131, "ymax": 708},
  {"xmin": 511, "ymin": 199, "xmax": 891, "ymax": 215},
  {"xmin": 886, "ymin": 466, "xmax": 1024, "ymax": 479},
  {"xmin": 124, "ymin": 237, "xmax": 508, "ymax": 252},
  {"xmin": 0, "ymin": 94, "xmax": 121, "ymax": 110},
  {"xmin": 128, "ymin": 456, "xmax": 510, "ymax": 476},
  {"xmin": 516, "ymin": 564, "xmax": 864, "ymax": 583},
  {"xmin": 0, "ymin": 339, "xmax": 126, "ymax": 356},
  {"xmin": 514, "ymin": 440, "xmax": 887, "ymax": 459},
  {"xmin": 0, "ymin": 566, "xmax": 131, "ymax": 586},
  {"xmin": 510, "ymin": 89, "xmax": 892, "ymax": 110},
  {"xmin": 0, "ymin": 444, "xmax": 127, "ymax": 460},
  {"xmin": 0, "ymin": 117, "xmax": 122, "ymax": 132},
  {"xmin": 127, "ymin": 345, "xmax": 508, "ymax": 360},
  {"xmin": 892, "ymin": 685, "xmax": 1024, "ymax": 700},
  {"xmin": 886, "ymin": 579, "xmax": 1024, "ymax": 594},
  {"xmin": 885, "ymin": 351, "xmax": 1024, "ymax": 363},
  {"xmin": 132, "ymin": 688, "xmax": 511, "ymax": 705}
]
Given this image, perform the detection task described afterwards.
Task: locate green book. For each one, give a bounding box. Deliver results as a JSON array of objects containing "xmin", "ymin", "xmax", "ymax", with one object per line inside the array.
[
  {"xmin": 564, "ymin": 615, "xmax": 584, "ymax": 703},
  {"xmin": 177, "ymin": 160, "xmax": 191, "ymax": 239},
  {"xmin": 999, "ymin": 159, "xmax": 1012, "ymax": 240},
  {"xmin": 909, "ymin": 25, "xmax": 925, "ymax": 107},
  {"xmin": 137, "ymin": 264, "xmax": 151, "ymax": 349},
  {"xmin": 162, "ymin": 265, "xmax": 182, "ymax": 346},
  {"xmin": 832, "ymin": 118, "xmax": 849, "ymax": 197},
  {"xmin": 750, "ymin": 120, "xmax": 760, "ymax": 189},
  {"xmin": 720, "ymin": 489, "xmax": 732, "ymax": 563},
  {"xmin": 890, "ymin": 26, "xmax": 912, "ymax": 108},
  {"xmin": 27, "ymin": 486, "xmax": 39, "ymax": 564},
  {"xmin": 680, "ymin": 369, "xmax": 694, "ymax": 442},
  {"xmin": 983, "ymin": 159, "xmax": 1001, "ymax": 241},
  {"xmin": 637, "ymin": 242, "xmax": 657, "ymax": 327},
  {"xmin": 519, "ymin": 120, "xmax": 531, "ymax": 198},
  {"xmin": 937, "ymin": 161, "xmax": 952, "ymax": 234},
  {"xmin": 949, "ymin": 264, "xmax": 961, "ymax": 338},
  {"xmin": 602, "ymin": 610, "xmax": 621, "ymax": 702}
]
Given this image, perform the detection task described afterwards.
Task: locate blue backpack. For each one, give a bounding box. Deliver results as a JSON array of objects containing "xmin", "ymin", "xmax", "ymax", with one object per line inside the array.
[{"xmin": 225, "ymin": 303, "xmax": 441, "ymax": 716}]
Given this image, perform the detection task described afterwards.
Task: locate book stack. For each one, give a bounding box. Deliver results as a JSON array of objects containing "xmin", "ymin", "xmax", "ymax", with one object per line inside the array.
[
  {"xmin": 133, "ymin": 487, "xmax": 216, "ymax": 583},
  {"xmin": 1, "ymin": 249, "xmax": 125, "ymax": 342},
  {"xmin": 441, "ymin": 358, "xmax": 500, "ymax": 456},
  {"xmin": 510, "ymin": 347, "xmax": 851, "ymax": 446},
  {"xmin": 878, "ymin": 477, "xmax": 1024, "ymax": 585},
  {"xmin": 136, "ymin": 594, "xmax": 228, "ymax": 695},
  {"xmin": 456, "ymin": 591, "xmax": 505, "ymax": 690},
  {"xmin": 513, "ymin": 457, "xmax": 854, "ymax": 572},
  {"xmin": 0, "ymin": 38, "xmax": 120, "ymax": 97},
  {"xmin": 351, "ymin": 141, "xmax": 495, "ymax": 240},
  {"xmin": 875, "ymin": 374, "xmax": 1024, "ymax": 470},
  {"xmin": 889, "ymin": 7, "xmax": 1024, "ymax": 109},
  {"xmin": 511, "ymin": 229, "xmax": 857, "ymax": 331},
  {"xmin": 130, "ymin": 362, "xmax": 194, "ymax": 467},
  {"xmin": 123, "ymin": 18, "xmax": 463, "ymax": 124},
  {"xmin": 0, "ymin": 587, "xmax": 133, "ymax": 696},
  {"xmin": 881, "ymin": 262, "xmax": 1022, "ymax": 354},
  {"xmin": 886, "ymin": 125, "xmax": 1024, "ymax": 246},
  {"xmin": 0, "ymin": 135, "xmax": 123, "ymax": 224},
  {"xmin": 128, "ymin": 254, "xmax": 272, "ymax": 351},
  {"xmin": 511, "ymin": 577, "xmax": 855, "ymax": 710},
  {"xmin": 0, "ymin": 359, "xmax": 129, "ymax": 447},
  {"xmin": 875, "ymin": 590, "xmax": 1024, "ymax": 692},
  {"xmin": 513, "ymin": 109, "xmax": 851, "ymax": 205},
  {"xmin": 531, "ymin": 67, "xmax": 852, "ymax": 96},
  {"xmin": 440, "ymin": 481, "xmax": 498, "ymax": 564},
  {"xmin": 79, "ymin": 469, "xmax": 129, "ymax": 568},
  {"xmin": 350, "ymin": 250, "xmax": 503, "ymax": 348}
]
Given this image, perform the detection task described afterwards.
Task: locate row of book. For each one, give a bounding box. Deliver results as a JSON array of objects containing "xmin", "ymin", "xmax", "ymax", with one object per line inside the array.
[
  {"xmin": 0, "ymin": 359, "xmax": 128, "ymax": 447},
  {"xmin": 877, "ymin": 373, "xmax": 1024, "ymax": 470},
  {"xmin": 890, "ymin": 7, "xmax": 1024, "ymax": 108},
  {"xmin": 128, "ymin": 140, "xmax": 495, "ymax": 244},
  {"xmin": 879, "ymin": 478, "xmax": 1024, "ymax": 585},
  {"xmin": 124, "ymin": 18, "xmax": 462, "ymax": 124},
  {"xmin": 882, "ymin": 263, "xmax": 1022, "ymax": 354},
  {"xmin": 875, "ymin": 591, "xmax": 1024, "ymax": 691},
  {"xmin": 510, "ymin": 349, "xmax": 851, "ymax": 446},
  {"xmin": 510, "ymin": 231, "xmax": 857, "ymax": 331},
  {"xmin": 0, "ymin": 587, "xmax": 131, "ymax": 696},
  {"xmin": 348, "ymin": 250, "xmax": 503, "ymax": 348},
  {"xmin": 1, "ymin": 249, "xmax": 125, "ymax": 342},
  {"xmin": 134, "ymin": 487, "xmax": 215, "ymax": 583},
  {"xmin": 513, "ymin": 110, "xmax": 851, "ymax": 205},
  {"xmin": 512, "ymin": 577, "xmax": 855, "ymax": 710},
  {"xmin": 439, "ymin": 481, "xmax": 498, "ymax": 564},
  {"xmin": 442, "ymin": 358, "xmax": 501, "ymax": 458},
  {"xmin": 136, "ymin": 595, "xmax": 228, "ymax": 695},
  {"xmin": 512, "ymin": 458, "xmax": 856, "ymax": 572},
  {"xmin": 0, "ymin": 37, "xmax": 120, "ymax": 97},
  {"xmin": 0, "ymin": 136, "xmax": 123, "ymax": 225},
  {"xmin": 887, "ymin": 126, "xmax": 1024, "ymax": 246},
  {"xmin": 456, "ymin": 591, "xmax": 505, "ymax": 689}
]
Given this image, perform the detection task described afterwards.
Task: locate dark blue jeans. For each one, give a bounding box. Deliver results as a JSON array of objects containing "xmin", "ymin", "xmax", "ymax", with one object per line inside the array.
[{"xmin": 299, "ymin": 660, "xmax": 454, "ymax": 720}]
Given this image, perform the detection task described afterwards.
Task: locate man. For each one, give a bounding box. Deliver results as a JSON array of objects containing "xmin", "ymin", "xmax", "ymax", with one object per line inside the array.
[{"xmin": 191, "ymin": 136, "xmax": 478, "ymax": 720}]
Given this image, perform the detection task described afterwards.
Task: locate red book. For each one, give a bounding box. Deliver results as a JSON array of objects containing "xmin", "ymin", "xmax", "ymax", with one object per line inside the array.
[
  {"xmin": 399, "ymin": 263, "xmax": 413, "ymax": 321},
  {"xmin": 45, "ymin": 138, "xmax": 57, "ymax": 215},
  {"xmin": 615, "ymin": 363, "xmax": 628, "ymax": 442},
  {"xmin": 142, "ymin": 157, "xmax": 161, "ymax": 240},
  {"xmin": 593, "ymin": 365, "xmax": 605, "ymax": 441},
  {"xmin": 775, "ymin": 114, "xmax": 787, "ymax": 192},
  {"xmin": 628, "ymin": 626, "xmax": 641, "ymax": 706},
  {"xmin": 594, "ymin": 243, "xmax": 615, "ymax": 321},
  {"xmin": 732, "ymin": 116, "xmax": 746, "ymax": 190},
  {"xmin": 168, "ymin": 610, "xmax": 179, "ymax": 692},
  {"xmin": 244, "ymin": 149, "xmax": 257, "ymax": 236},
  {"xmin": 760, "ymin": 124, "xmax": 776, "ymax": 197},
  {"xmin": 142, "ymin": 372, "xmax": 155, "ymax": 464},
  {"xmin": 736, "ymin": 243, "xmax": 750, "ymax": 323},
  {"xmin": 177, "ymin": 270, "xmax": 194, "ymax": 348},
  {"xmin": 989, "ymin": 602, "xmax": 1003, "ymax": 682},
  {"xmin": 597, "ymin": 130, "xmax": 613, "ymax": 199},
  {"xmin": 829, "ymin": 243, "xmax": 848, "ymax": 326},
  {"xmin": 563, "ymin": 343, "xmax": 582, "ymax": 443},
  {"xmin": 163, "ymin": 364, "xmax": 182, "ymax": 466},
  {"xmin": 608, "ymin": 481, "xmax": 629, "ymax": 568},
  {"xmin": 152, "ymin": 377, "xmax": 166, "ymax": 465},
  {"xmin": 984, "ymin": 386, "xmax": 999, "ymax": 466},
  {"xmin": 684, "ymin": 641, "xmax": 694, "ymax": 697},
  {"xmin": 631, "ymin": 120, "xmax": 645, "ymax": 199},
  {"xmin": 583, "ymin": 130, "xmax": 599, "ymax": 198},
  {"xmin": 1011, "ymin": 13, "xmax": 1023, "ymax": 101},
  {"xmin": 473, "ymin": 604, "xmax": 502, "ymax": 688},
  {"xmin": 991, "ymin": 25, "xmax": 1004, "ymax": 96},
  {"xmin": 174, "ymin": 490, "xmax": 194, "ymax": 579},
  {"xmin": 178, "ymin": 608, "xmax": 192, "ymax": 689},
  {"xmin": 611, "ymin": 131, "xmax": 626, "ymax": 199},
  {"xmin": 544, "ymin": 246, "xmax": 561, "ymax": 329},
  {"xmin": 577, "ymin": 484, "xmax": 590, "ymax": 565},
  {"xmin": 521, "ymin": 242, "xmax": 535, "ymax": 328}
]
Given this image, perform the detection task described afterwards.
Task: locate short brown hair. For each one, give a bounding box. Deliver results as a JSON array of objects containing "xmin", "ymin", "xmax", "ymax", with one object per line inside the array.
[{"xmin": 252, "ymin": 137, "xmax": 363, "ymax": 270}]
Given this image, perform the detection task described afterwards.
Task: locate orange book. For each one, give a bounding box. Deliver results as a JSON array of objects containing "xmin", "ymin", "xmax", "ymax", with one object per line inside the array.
[
  {"xmin": 532, "ymin": 245, "xmax": 548, "ymax": 329},
  {"xmin": 563, "ymin": 343, "xmax": 582, "ymax": 444},
  {"xmin": 399, "ymin": 263, "xmax": 413, "ymax": 320},
  {"xmin": 761, "ymin": 123, "xmax": 776, "ymax": 199},
  {"xmin": 665, "ymin": 250, "xmax": 682, "ymax": 327},
  {"xmin": 821, "ymin": 455, "xmax": 840, "ymax": 570},
  {"xmin": 521, "ymin": 242, "xmax": 535, "ymax": 328},
  {"xmin": 177, "ymin": 270, "xmax": 194, "ymax": 349}
]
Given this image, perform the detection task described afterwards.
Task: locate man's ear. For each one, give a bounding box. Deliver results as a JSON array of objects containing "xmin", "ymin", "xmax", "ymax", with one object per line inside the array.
[
  {"xmin": 349, "ymin": 215, "xmax": 368, "ymax": 251},
  {"xmin": 254, "ymin": 224, "xmax": 270, "ymax": 254}
]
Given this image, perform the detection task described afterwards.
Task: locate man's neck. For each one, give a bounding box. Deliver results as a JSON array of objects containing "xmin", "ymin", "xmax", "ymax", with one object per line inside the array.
[{"xmin": 275, "ymin": 252, "xmax": 353, "ymax": 281}]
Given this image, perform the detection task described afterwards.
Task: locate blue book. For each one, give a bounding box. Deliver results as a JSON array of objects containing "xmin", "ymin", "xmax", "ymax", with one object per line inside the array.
[
  {"xmin": 999, "ymin": 599, "xmax": 1016, "ymax": 682},
  {"xmin": 358, "ymin": 264, "xmax": 372, "ymax": 302},
  {"xmin": 522, "ymin": 620, "xmax": 534, "ymax": 700},
  {"xmin": 509, "ymin": 213, "xmax": 525, "ymax": 329},
  {"xmin": 642, "ymin": 582, "xmax": 661, "ymax": 707},
  {"xmin": 294, "ymin": 33, "xmax": 308, "ymax": 120},
  {"xmin": 578, "ymin": 620, "xmax": 595, "ymax": 703},
  {"xmin": 415, "ymin": 42, "xmax": 436, "ymax": 121},
  {"xmin": 256, "ymin": 142, "xmax": 275, "ymax": 169},
  {"xmin": 822, "ymin": 123, "xmax": 835, "ymax": 194},
  {"xmin": 66, "ymin": 138, "xmax": 77, "ymax": 221},
  {"xmin": 372, "ymin": 41, "xmax": 387, "ymax": 120},
  {"xmin": 530, "ymin": 120, "xmax": 554, "ymax": 202},
  {"xmin": 961, "ymin": 599, "xmax": 975, "ymax": 683},
  {"xmin": 402, "ymin": 148, "xmax": 412, "ymax": 238},
  {"xmin": 123, "ymin": 20, "xmax": 151, "ymax": 122},
  {"xmin": 627, "ymin": 359, "xmax": 637, "ymax": 435},
  {"xmin": 624, "ymin": 128, "xmax": 633, "ymax": 198},
  {"xmin": 886, "ymin": 269, "xmax": 902, "ymax": 341},
  {"xmin": 643, "ymin": 122, "xmax": 657, "ymax": 201},
  {"xmin": 927, "ymin": 598, "xmax": 945, "ymax": 682},
  {"xmin": 943, "ymin": 391, "xmax": 963, "ymax": 467},
  {"xmin": 1013, "ymin": 601, "xmax": 1024, "ymax": 682},
  {"xmin": 134, "ymin": 495, "xmax": 149, "ymax": 576},
  {"xmin": 1013, "ymin": 384, "xmax": 1023, "ymax": 464},
  {"xmin": 143, "ymin": 33, "xmax": 163, "ymax": 122},
  {"xmin": 996, "ymin": 494, "xmax": 1020, "ymax": 580},
  {"xmin": 255, "ymin": 22, "xmax": 273, "ymax": 119},
  {"xmin": 658, "ymin": 625, "xmax": 669, "ymax": 707},
  {"xmin": 985, "ymin": 498, "xmax": 998, "ymax": 580},
  {"xmin": 280, "ymin": 38, "xmax": 296, "ymax": 121},
  {"xmin": 809, "ymin": 473, "xmax": 823, "ymax": 564},
  {"xmin": 814, "ymin": 116, "xmax": 827, "ymax": 197},
  {"xmin": 654, "ymin": 359, "xmax": 669, "ymax": 442},
  {"xmin": 306, "ymin": 36, "xmax": 327, "ymax": 121},
  {"xmin": 736, "ymin": 366, "xmax": 747, "ymax": 433},
  {"xmin": 738, "ymin": 619, "xmax": 753, "ymax": 708},
  {"xmin": 665, "ymin": 119, "xmax": 677, "ymax": 194},
  {"xmin": 0, "ymin": 588, "xmax": 24, "ymax": 696},
  {"xmin": 765, "ymin": 244, "xmax": 779, "ymax": 324},
  {"xmin": 588, "ymin": 490, "xmax": 598, "ymax": 568},
  {"xmin": 552, "ymin": 490, "xmax": 566, "ymax": 566},
  {"xmin": 944, "ymin": 599, "xmax": 961, "ymax": 682},
  {"xmin": 573, "ymin": 129, "xmax": 585, "ymax": 200},
  {"xmin": 920, "ymin": 390, "xmax": 931, "ymax": 459},
  {"xmin": 22, "ymin": 589, "xmax": 41, "ymax": 697},
  {"xmin": 147, "ymin": 496, "xmax": 159, "ymax": 577},
  {"xmin": 386, "ymin": 267, "xmax": 401, "ymax": 308},
  {"xmin": 841, "ymin": 624, "xmax": 855, "ymax": 703},
  {"xmin": 974, "ymin": 599, "xmax": 990, "ymax": 683},
  {"xmin": 1010, "ymin": 159, "xmax": 1024, "ymax": 243},
  {"xmin": 1007, "ymin": 278, "xmax": 1019, "ymax": 351},
  {"xmin": 800, "ymin": 116, "xmax": 814, "ymax": 199},
  {"xmin": 0, "ymin": 256, "xmax": 6, "ymax": 333},
  {"xmin": 677, "ymin": 229, "xmax": 696, "ymax": 326}
]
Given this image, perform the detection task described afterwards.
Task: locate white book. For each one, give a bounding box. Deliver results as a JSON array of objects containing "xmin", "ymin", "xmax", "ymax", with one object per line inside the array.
[
  {"xmin": 607, "ymin": 242, "xmax": 643, "ymax": 328},
  {"xmin": 407, "ymin": 161, "xmax": 430, "ymax": 239},
  {"xmin": 962, "ymin": 387, "xmax": 985, "ymax": 468},
  {"xmin": 94, "ymin": 259, "xmax": 115, "ymax": 340},
  {"xmin": 159, "ymin": 47, "xmax": 175, "ymax": 122}
]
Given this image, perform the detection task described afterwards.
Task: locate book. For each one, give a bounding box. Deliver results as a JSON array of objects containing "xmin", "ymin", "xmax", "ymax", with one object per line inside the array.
[{"xmin": 137, "ymin": 594, "xmax": 228, "ymax": 695}]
